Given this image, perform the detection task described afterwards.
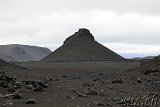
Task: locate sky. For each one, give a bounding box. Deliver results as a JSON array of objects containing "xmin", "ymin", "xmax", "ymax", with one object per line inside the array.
[{"xmin": 0, "ymin": 0, "xmax": 160, "ymax": 58}]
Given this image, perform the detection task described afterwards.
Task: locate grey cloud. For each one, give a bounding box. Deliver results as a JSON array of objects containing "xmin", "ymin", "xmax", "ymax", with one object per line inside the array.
[
  {"xmin": 0, "ymin": 0, "xmax": 160, "ymax": 15},
  {"xmin": 0, "ymin": 0, "xmax": 160, "ymax": 57}
]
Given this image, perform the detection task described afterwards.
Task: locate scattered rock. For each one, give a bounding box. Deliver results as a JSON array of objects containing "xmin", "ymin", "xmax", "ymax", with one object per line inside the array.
[
  {"xmin": 137, "ymin": 78, "xmax": 142, "ymax": 83},
  {"xmin": 54, "ymin": 78, "xmax": 59, "ymax": 81},
  {"xmin": 12, "ymin": 91, "xmax": 23, "ymax": 99},
  {"xmin": 97, "ymin": 73, "xmax": 104, "ymax": 75},
  {"xmin": 42, "ymin": 77, "xmax": 52, "ymax": 82},
  {"xmin": 76, "ymin": 92, "xmax": 87, "ymax": 97},
  {"xmin": 0, "ymin": 71, "xmax": 22, "ymax": 99},
  {"xmin": 62, "ymin": 75, "xmax": 67, "ymax": 78},
  {"xmin": 71, "ymin": 89, "xmax": 87, "ymax": 97},
  {"xmin": 1, "ymin": 91, "xmax": 22, "ymax": 99},
  {"xmin": 0, "ymin": 72, "xmax": 17, "ymax": 88},
  {"xmin": 87, "ymin": 101, "xmax": 105, "ymax": 106},
  {"xmin": 83, "ymin": 82, "xmax": 94, "ymax": 87},
  {"xmin": 86, "ymin": 88, "xmax": 105, "ymax": 96},
  {"xmin": 33, "ymin": 86, "xmax": 44, "ymax": 92},
  {"xmin": 12, "ymin": 82, "xmax": 21, "ymax": 89},
  {"xmin": 25, "ymin": 99, "xmax": 36, "ymax": 104},
  {"xmin": 26, "ymin": 85, "xmax": 33, "ymax": 89},
  {"xmin": 111, "ymin": 97, "xmax": 121, "ymax": 102},
  {"xmin": 37, "ymin": 81, "xmax": 48, "ymax": 88},
  {"xmin": 93, "ymin": 78, "xmax": 101, "ymax": 82},
  {"xmin": 8, "ymin": 87, "xmax": 16, "ymax": 93},
  {"xmin": 23, "ymin": 80, "xmax": 49, "ymax": 92},
  {"xmin": 2, "ymin": 94, "xmax": 11, "ymax": 98},
  {"xmin": 112, "ymin": 79, "xmax": 123, "ymax": 83}
]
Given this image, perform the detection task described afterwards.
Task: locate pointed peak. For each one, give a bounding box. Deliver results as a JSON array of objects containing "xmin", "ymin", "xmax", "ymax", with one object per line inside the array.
[
  {"xmin": 64, "ymin": 28, "xmax": 94, "ymax": 44},
  {"xmin": 75, "ymin": 28, "xmax": 94, "ymax": 40},
  {"xmin": 77, "ymin": 28, "xmax": 91, "ymax": 34},
  {"xmin": 42, "ymin": 28, "xmax": 124, "ymax": 61}
]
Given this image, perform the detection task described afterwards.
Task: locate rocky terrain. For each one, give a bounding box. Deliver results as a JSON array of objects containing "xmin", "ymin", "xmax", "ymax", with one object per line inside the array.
[
  {"xmin": 138, "ymin": 55, "xmax": 160, "ymax": 75},
  {"xmin": 0, "ymin": 29, "xmax": 160, "ymax": 107},
  {"xmin": 0, "ymin": 44, "xmax": 51, "ymax": 62},
  {"xmin": 0, "ymin": 60, "xmax": 160, "ymax": 107}
]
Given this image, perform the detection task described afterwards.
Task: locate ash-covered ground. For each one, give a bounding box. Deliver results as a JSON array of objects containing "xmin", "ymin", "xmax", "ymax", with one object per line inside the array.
[{"xmin": 1, "ymin": 60, "xmax": 160, "ymax": 107}]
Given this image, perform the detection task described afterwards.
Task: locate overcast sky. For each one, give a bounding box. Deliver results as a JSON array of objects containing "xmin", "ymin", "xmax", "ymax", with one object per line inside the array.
[{"xmin": 0, "ymin": 0, "xmax": 160, "ymax": 58}]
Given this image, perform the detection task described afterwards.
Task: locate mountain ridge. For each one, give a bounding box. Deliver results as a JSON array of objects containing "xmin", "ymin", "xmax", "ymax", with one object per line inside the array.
[{"xmin": 0, "ymin": 44, "xmax": 51, "ymax": 62}]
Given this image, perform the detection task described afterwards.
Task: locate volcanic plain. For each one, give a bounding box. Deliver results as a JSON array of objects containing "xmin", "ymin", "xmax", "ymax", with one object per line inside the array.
[{"xmin": 0, "ymin": 29, "xmax": 160, "ymax": 107}]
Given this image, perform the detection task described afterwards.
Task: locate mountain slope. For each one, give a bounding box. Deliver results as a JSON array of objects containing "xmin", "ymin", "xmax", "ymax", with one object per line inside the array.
[
  {"xmin": 138, "ymin": 55, "xmax": 160, "ymax": 75},
  {"xmin": 0, "ymin": 44, "xmax": 51, "ymax": 62},
  {"xmin": 42, "ymin": 28, "xmax": 124, "ymax": 61}
]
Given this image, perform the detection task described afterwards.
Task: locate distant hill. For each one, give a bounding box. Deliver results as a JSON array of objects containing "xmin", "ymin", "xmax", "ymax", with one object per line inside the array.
[
  {"xmin": 0, "ymin": 44, "xmax": 51, "ymax": 62},
  {"xmin": 131, "ymin": 56, "xmax": 156, "ymax": 60},
  {"xmin": 42, "ymin": 28, "xmax": 124, "ymax": 61},
  {"xmin": 143, "ymin": 56, "xmax": 156, "ymax": 59}
]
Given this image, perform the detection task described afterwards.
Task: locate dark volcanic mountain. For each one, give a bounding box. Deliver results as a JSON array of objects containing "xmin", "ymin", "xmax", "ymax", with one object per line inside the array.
[
  {"xmin": 42, "ymin": 28, "xmax": 124, "ymax": 61},
  {"xmin": 0, "ymin": 44, "xmax": 51, "ymax": 62}
]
